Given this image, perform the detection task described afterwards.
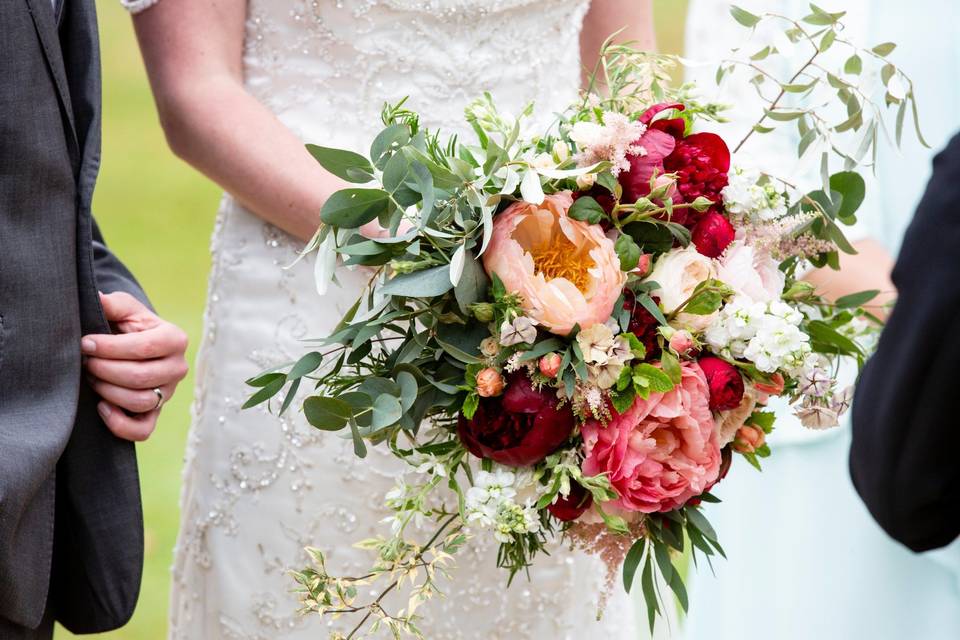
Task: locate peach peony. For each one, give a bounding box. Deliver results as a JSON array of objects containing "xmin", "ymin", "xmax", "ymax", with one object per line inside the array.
[
  {"xmin": 482, "ymin": 192, "xmax": 626, "ymax": 335},
  {"xmin": 581, "ymin": 362, "xmax": 721, "ymax": 513}
]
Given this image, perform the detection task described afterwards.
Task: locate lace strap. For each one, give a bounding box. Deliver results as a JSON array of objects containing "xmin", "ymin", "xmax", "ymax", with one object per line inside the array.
[{"xmin": 120, "ymin": 0, "xmax": 160, "ymax": 14}]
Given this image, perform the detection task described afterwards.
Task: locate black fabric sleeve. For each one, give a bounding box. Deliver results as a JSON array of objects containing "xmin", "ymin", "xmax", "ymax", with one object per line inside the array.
[{"xmin": 850, "ymin": 132, "xmax": 960, "ymax": 552}]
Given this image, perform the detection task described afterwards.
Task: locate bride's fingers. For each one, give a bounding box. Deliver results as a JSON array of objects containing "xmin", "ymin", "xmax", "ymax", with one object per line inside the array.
[
  {"xmin": 89, "ymin": 378, "xmax": 174, "ymax": 414},
  {"xmin": 96, "ymin": 401, "xmax": 160, "ymax": 442},
  {"xmin": 84, "ymin": 354, "xmax": 189, "ymax": 390}
]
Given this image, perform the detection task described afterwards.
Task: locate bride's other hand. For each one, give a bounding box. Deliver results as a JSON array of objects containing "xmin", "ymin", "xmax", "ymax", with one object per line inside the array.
[
  {"xmin": 130, "ymin": 0, "xmax": 347, "ymax": 242},
  {"xmin": 804, "ymin": 238, "xmax": 897, "ymax": 320},
  {"xmin": 81, "ymin": 292, "xmax": 189, "ymax": 441},
  {"xmin": 580, "ymin": 0, "xmax": 656, "ymax": 89}
]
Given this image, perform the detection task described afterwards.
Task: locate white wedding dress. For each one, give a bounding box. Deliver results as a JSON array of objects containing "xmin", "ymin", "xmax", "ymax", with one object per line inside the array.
[{"xmin": 124, "ymin": 1, "xmax": 639, "ymax": 638}]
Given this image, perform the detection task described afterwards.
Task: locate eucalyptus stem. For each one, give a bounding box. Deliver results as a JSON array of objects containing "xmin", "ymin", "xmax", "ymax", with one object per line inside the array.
[{"xmin": 733, "ymin": 49, "xmax": 821, "ymax": 154}]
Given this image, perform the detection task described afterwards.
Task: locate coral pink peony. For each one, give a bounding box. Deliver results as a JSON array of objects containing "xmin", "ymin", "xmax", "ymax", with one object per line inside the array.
[
  {"xmin": 581, "ymin": 362, "xmax": 721, "ymax": 513},
  {"xmin": 482, "ymin": 192, "xmax": 625, "ymax": 335}
]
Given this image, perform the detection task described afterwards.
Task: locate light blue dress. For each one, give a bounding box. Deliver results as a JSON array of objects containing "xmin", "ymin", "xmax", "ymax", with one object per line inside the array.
[{"xmin": 679, "ymin": 2, "xmax": 960, "ymax": 639}]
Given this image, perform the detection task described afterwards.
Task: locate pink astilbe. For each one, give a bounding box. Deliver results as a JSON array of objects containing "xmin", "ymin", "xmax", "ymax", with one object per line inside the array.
[{"xmin": 568, "ymin": 112, "xmax": 648, "ymax": 176}]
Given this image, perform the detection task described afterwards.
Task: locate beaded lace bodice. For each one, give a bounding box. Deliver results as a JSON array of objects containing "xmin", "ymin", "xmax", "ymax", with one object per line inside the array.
[
  {"xmin": 131, "ymin": 1, "xmax": 640, "ymax": 638},
  {"xmin": 243, "ymin": 0, "xmax": 591, "ymax": 147}
]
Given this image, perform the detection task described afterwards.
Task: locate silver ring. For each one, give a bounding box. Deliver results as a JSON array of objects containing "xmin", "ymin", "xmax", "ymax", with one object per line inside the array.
[{"xmin": 152, "ymin": 388, "xmax": 165, "ymax": 411}]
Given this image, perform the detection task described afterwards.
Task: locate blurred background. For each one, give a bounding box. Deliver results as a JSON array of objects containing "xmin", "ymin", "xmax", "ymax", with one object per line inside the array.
[{"xmin": 58, "ymin": 2, "xmax": 688, "ymax": 638}]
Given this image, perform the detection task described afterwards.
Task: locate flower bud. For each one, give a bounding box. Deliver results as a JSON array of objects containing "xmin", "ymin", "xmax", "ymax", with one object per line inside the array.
[
  {"xmin": 669, "ymin": 330, "xmax": 695, "ymax": 356},
  {"xmin": 575, "ymin": 172, "xmax": 596, "ymax": 189},
  {"xmin": 476, "ymin": 368, "xmax": 505, "ymax": 398},
  {"xmin": 754, "ymin": 373, "xmax": 785, "ymax": 396},
  {"xmin": 480, "ymin": 337, "xmax": 501, "ymax": 358},
  {"xmin": 552, "ymin": 140, "xmax": 570, "ymax": 163},
  {"xmin": 733, "ymin": 425, "xmax": 765, "ymax": 454},
  {"xmin": 469, "ymin": 302, "xmax": 495, "ymax": 323},
  {"xmin": 635, "ymin": 253, "xmax": 652, "ymax": 278},
  {"xmin": 691, "ymin": 196, "xmax": 714, "ymax": 212},
  {"xmin": 782, "ymin": 280, "xmax": 817, "ymax": 301},
  {"xmin": 538, "ymin": 353, "xmax": 562, "ymax": 378}
]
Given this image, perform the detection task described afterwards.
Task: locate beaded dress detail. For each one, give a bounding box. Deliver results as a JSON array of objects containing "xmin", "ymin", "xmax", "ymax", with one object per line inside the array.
[{"xmin": 125, "ymin": 0, "xmax": 640, "ymax": 637}]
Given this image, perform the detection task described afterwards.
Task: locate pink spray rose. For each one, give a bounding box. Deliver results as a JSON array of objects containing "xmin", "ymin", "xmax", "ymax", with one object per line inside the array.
[
  {"xmin": 581, "ymin": 362, "xmax": 721, "ymax": 513},
  {"xmin": 482, "ymin": 192, "xmax": 626, "ymax": 336}
]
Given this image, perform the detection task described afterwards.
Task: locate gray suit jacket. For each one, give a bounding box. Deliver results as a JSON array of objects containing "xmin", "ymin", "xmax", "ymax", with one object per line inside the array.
[{"xmin": 0, "ymin": 0, "xmax": 147, "ymax": 632}]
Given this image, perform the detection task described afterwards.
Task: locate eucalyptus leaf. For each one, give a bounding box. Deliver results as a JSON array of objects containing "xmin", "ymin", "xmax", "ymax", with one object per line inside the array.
[
  {"xmin": 288, "ymin": 351, "xmax": 324, "ymax": 379},
  {"xmin": 371, "ymin": 394, "xmax": 403, "ymax": 431},
  {"xmin": 454, "ymin": 248, "xmax": 489, "ymax": 314},
  {"xmin": 320, "ymin": 189, "xmax": 390, "ymax": 228},
  {"xmin": 303, "ymin": 396, "xmax": 352, "ymax": 431},
  {"xmin": 306, "ymin": 144, "xmax": 374, "ymax": 183},
  {"xmin": 835, "ymin": 289, "xmax": 880, "ymax": 309},
  {"xmin": 396, "ymin": 371, "xmax": 419, "ymax": 412},
  {"xmin": 730, "ymin": 5, "xmax": 761, "ymax": 27},
  {"xmin": 382, "ymin": 264, "xmax": 454, "ymax": 297},
  {"xmin": 370, "ymin": 124, "xmax": 410, "ymax": 168}
]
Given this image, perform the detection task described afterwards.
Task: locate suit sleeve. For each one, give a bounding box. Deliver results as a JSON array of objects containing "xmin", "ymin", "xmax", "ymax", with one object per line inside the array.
[
  {"xmin": 850, "ymin": 132, "xmax": 960, "ymax": 552},
  {"xmin": 90, "ymin": 216, "xmax": 153, "ymax": 310}
]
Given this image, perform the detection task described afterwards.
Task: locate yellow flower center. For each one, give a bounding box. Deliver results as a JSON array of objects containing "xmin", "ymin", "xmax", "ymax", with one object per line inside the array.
[{"xmin": 530, "ymin": 233, "xmax": 595, "ymax": 292}]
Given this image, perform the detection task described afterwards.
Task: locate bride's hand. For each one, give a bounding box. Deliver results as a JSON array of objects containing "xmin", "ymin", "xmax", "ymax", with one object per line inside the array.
[{"xmin": 81, "ymin": 291, "xmax": 189, "ymax": 441}]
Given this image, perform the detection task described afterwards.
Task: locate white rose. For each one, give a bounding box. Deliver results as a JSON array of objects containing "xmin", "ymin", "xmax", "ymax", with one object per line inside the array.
[
  {"xmin": 647, "ymin": 247, "xmax": 717, "ymax": 331},
  {"xmin": 717, "ymin": 242, "xmax": 785, "ymax": 304}
]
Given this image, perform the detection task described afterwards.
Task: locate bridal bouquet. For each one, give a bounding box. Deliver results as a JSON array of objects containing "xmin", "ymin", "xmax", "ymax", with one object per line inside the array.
[{"xmin": 247, "ymin": 5, "xmax": 921, "ymax": 637}]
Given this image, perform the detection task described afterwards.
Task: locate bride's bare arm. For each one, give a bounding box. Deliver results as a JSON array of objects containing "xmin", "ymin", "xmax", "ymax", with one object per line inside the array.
[
  {"xmin": 132, "ymin": 0, "xmax": 341, "ymax": 241},
  {"xmin": 580, "ymin": 0, "xmax": 656, "ymax": 87},
  {"xmin": 805, "ymin": 238, "xmax": 896, "ymax": 318}
]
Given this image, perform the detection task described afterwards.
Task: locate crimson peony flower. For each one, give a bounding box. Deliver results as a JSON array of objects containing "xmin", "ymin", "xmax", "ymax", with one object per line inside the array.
[
  {"xmin": 458, "ymin": 374, "xmax": 574, "ymax": 466},
  {"xmin": 547, "ymin": 481, "xmax": 593, "ymax": 522},
  {"xmin": 622, "ymin": 289, "xmax": 661, "ymax": 359},
  {"xmin": 619, "ymin": 103, "xmax": 731, "ymax": 228},
  {"xmin": 698, "ymin": 356, "xmax": 745, "ymax": 411},
  {"xmin": 691, "ymin": 211, "xmax": 736, "ymax": 258}
]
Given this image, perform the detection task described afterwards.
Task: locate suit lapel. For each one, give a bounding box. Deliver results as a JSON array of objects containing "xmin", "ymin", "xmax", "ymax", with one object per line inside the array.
[{"xmin": 23, "ymin": 0, "xmax": 80, "ymax": 170}]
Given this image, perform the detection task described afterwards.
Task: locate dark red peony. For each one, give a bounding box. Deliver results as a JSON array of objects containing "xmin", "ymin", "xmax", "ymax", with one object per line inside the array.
[
  {"xmin": 619, "ymin": 103, "xmax": 731, "ymax": 228},
  {"xmin": 622, "ymin": 289, "xmax": 661, "ymax": 359},
  {"xmin": 547, "ymin": 481, "xmax": 593, "ymax": 522},
  {"xmin": 691, "ymin": 211, "xmax": 736, "ymax": 258},
  {"xmin": 698, "ymin": 356, "xmax": 745, "ymax": 411},
  {"xmin": 458, "ymin": 374, "xmax": 574, "ymax": 467}
]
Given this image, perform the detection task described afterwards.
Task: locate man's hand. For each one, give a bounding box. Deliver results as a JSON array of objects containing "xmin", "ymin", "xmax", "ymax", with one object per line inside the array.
[{"xmin": 81, "ymin": 291, "xmax": 189, "ymax": 441}]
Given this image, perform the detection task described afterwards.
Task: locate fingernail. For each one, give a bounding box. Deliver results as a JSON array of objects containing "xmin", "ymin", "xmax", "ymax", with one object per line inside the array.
[
  {"xmin": 97, "ymin": 402, "xmax": 111, "ymax": 419},
  {"xmin": 81, "ymin": 338, "xmax": 97, "ymax": 354}
]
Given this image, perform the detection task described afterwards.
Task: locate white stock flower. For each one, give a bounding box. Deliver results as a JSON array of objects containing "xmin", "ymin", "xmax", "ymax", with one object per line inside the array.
[
  {"xmin": 411, "ymin": 454, "xmax": 447, "ymax": 478},
  {"xmin": 722, "ymin": 167, "xmax": 787, "ymax": 221},
  {"xmin": 465, "ymin": 468, "xmax": 542, "ymax": 542},
  {"xmin": 706, "ymin": 297, "xmax": 811, "ymax": 374}
]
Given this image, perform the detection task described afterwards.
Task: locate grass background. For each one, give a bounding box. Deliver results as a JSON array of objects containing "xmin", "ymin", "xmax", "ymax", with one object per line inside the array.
[{"xmin": 59, "ymin": 3, "xmax": 688, "ymax": 637}]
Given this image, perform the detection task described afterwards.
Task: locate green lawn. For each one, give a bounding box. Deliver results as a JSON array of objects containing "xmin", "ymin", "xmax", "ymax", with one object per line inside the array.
[{"xmin": 58, "ymin": 3, "xmax": 686, "ymax": 637}]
